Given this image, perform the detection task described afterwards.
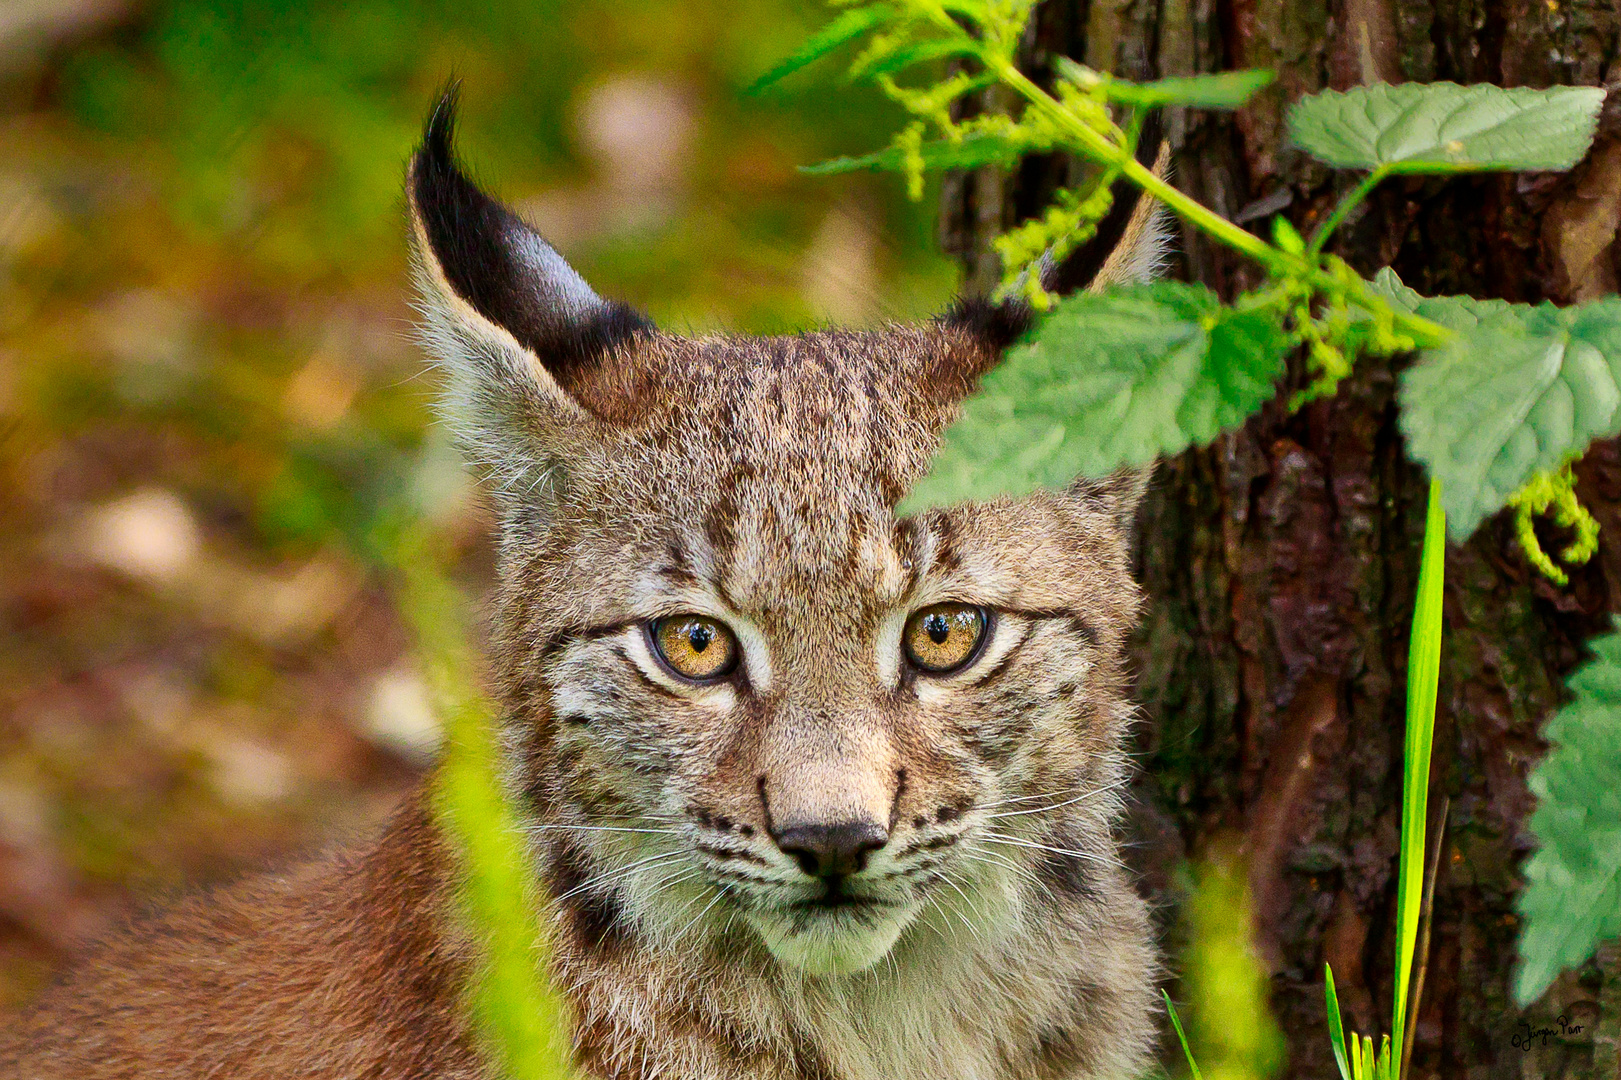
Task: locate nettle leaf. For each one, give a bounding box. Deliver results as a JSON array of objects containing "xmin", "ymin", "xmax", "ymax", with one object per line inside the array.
[
  {"xmin": 801, "ymin": 130, "xmax": 1024, "ymax": 175},
  {"xmin": 901, "ymin": 284, "xmax": 1291, "ymax": 511},
  {"xmin": 1381, "ymin": 269, "xmax": 1621, "ymax": 538},
  {"xmin": 1288, "ymin": 82, "xmax": 1604, "ymax": 173},
  {"xmin": 1516, "ymin": 620, "xmax": 1621, "ymax": 1004},
  {"xmin": 745, "ymin": 4, "xmax": 898, "ymax": 93}
]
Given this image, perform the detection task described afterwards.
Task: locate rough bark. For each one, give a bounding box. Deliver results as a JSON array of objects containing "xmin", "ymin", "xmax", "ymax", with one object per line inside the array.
[{"xmin": 940, "ymin": 4, "xmax": 1621, "ymax": 1078}]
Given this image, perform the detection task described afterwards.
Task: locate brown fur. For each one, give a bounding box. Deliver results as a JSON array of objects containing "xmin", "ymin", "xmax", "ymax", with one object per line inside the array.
[{"xmin": 0, "ymin": 98, "xmax": 1169, "ymax": 1079}]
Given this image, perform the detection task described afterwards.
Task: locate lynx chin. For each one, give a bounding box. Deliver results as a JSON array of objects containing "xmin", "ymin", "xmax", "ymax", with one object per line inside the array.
[{"xmin": 0, "ymin": 89, "xmax": 1169, "ymax": 1080}]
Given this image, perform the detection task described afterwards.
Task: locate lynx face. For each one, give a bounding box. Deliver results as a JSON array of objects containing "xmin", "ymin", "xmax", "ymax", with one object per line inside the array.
[{"xmin": 410, "ymin": 93, "xmax": 1145, "ymax": 980}]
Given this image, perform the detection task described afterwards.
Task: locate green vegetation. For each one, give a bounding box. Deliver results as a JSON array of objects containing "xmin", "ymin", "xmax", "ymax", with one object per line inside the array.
[
  {"xmin": 1173, "ymin": 849, "xmax": 1285, "ymax": 1080},
  {"xmin": 766, "ymin": 0, "xmax": 1621, "ymax": 1025},
  {"xmin": 386, "ymin": 522, "xmax": 575, "ymax": 1080},
  {"xmin": 756, "ymin": 2, "xmax": 1611, "ymax": 570},
  {"xmin": 1516, "ymin": 624, "xmax": 1621, "ymax": 1002},
  {"xmin": 1165, "ymin": 482, "xmax": 1445, "ymax": 1080},
  {"xmin": 1320, "ymin": 480, "xmax": 1447, "ymax": 1080}
]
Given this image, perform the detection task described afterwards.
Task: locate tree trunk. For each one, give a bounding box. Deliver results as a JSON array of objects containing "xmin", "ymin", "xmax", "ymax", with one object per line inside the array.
[{"xmin": 941, "ymin": 5, "xmax": 1621, "ymax": 1079}]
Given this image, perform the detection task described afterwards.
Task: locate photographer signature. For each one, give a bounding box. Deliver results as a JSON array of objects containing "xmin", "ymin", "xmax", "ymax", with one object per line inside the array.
[{"xmin": 1512, "ymin": 1016, "xmax": 1585, "ymax": 1050}]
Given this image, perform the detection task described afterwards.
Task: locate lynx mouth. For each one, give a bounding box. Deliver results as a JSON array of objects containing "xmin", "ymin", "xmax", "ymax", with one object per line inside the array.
[
  {"xmin": 794, "ymin": 882, "xmax": 898, "ymax": 913},
  {"xmin": 746, "ymin": 890, "xmax": 918, "ymax": 975}
]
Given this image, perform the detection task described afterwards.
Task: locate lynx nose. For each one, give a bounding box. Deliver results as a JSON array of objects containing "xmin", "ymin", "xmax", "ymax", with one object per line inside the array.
[{"xmin": 775, "ymin": 821, "xmax": 888, "ymax": 879}]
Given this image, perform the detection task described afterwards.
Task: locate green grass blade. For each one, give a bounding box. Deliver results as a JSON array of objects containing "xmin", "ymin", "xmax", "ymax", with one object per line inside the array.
[
  {"xmin": 1393, "ymin": 478, "xmax": 1446, "ymax": 1075},
  {"xmin": 390, "ymin": 526, "xmax": 575, "ymax": 1080},
  {"xmin": 1324, "ymin": 964, "xmax": 1353, "ymax": 1080},
  {"xmin": 1161, "ymin": 990, "xmax": 1205, "ymax": 1080},
  {"xmin": 745, "ymin": 4, "xmax": 898, "ymax": 93}
]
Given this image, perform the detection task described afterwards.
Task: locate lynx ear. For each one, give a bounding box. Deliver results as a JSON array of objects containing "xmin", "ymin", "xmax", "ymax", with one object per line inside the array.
[
  {"xmin": 937, "ymin": 139, "xmax": 1169, "ymax": 533},
  {"xmin": 1069, "ymin": 466, "xmax": 1153, "ymax": 538},
  {"xmin": 1082, "ymin": 140, "xmax": 1173, "ymax": 292},
  {"xmin": 407, "ymin": 88, "xmax": 653, "ymax": 487},
  {"xmin": 940, "ymin": 134, "xmax": 1172, "ymax": 352}
]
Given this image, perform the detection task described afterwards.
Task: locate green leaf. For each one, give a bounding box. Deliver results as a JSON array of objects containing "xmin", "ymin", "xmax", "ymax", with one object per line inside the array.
[
  {"xmin": 1383, "ymin": 268, "xmax": 1621, "ymax": 538},
  {"xmin": 1324, "ymin": 965, "xmax": 1353, "ymax": 1080},
  {"xmin": 900, "ymin": 283, "xmax": 1291, "ymax": 511},
  {"xmin": 801, "ymin": 130, "xmax": 1024, "ymax": 175},
  {"xmin": 1054, "ymin": 59, "xmax": 1274, "ymax": 109},
  {"xmin": 745, "ymin": 4, "xmax": 898, "ymax": 94},
  {"xmin": 1288, "ymin": 82, "xmax": 1604, "ymax": 173},
  {"xmin": 1516, "ymin": 618, "xmax": 1621, "ymax": 1004},
  {"xmin": 1163, "ymin": 990, "xmax": 1206, "ymax": 1080},
  {"xmin": 850, "ymin": 37, "xmax": 979, "ymax": 80},
  {"xmin": 1272, "ymin": 215, "xmax": 1305, "ymax": 254},
  {"xmin": 1393, "ymin": 477, "xmax": 1444, "ymax": 1062},
  {"xmin": 1103, "ymin": 68, "xmax": 1275, "ymax": 110}
]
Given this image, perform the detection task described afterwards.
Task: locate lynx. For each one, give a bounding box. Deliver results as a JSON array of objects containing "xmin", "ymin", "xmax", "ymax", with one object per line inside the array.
[{"xmin": 1, "ymin": 90, "xmax": 1165, "ymax": 1079}]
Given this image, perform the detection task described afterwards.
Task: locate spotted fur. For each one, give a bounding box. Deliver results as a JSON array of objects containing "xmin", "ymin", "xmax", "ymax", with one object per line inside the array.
[{"xmin": 0, "ymin": 92, "xmax": 1167, "ymax": 1079}]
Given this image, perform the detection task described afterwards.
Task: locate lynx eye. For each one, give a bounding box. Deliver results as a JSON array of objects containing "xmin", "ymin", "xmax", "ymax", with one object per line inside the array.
[
  {"xmin": 903, "ymin": 603, "xmax": 989, "ymax": 674},
  {"xmin": 648, "ymin": 615, "xmax": 739, "ymax": 682}
]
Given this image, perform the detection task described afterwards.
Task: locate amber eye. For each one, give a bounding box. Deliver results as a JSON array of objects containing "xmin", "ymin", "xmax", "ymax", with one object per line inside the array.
[
  {"xmin": 903, "ymin": 603, "xmax": 989, "ymax": 674},
  {"xmin": 649, "ymin": 615, "xmax": 739, "ymax": 682}
]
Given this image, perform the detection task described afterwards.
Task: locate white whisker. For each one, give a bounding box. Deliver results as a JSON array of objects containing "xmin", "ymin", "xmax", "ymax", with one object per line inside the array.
[
  {"xmin": 962, "ymin": 848, "xmax": 1045, "ymax": 891},
  {"xmin": 983, "ymin": 777, "xmax": 1130, "ymax": 820},
  {"xmin": 979, "ymin": 833, "xmax": 1122, "ymax": 868},
  {"xmin": 935, "ymin": 871, "xmax": 985, "ymax": 943},
  {"xmin": 529, "ymin": 824, "xmax": 682, "ymax": 836},
  {"xmin": 550, "ymin": 850, "xmax": 688, "ymax": 904},
  {"xmin": 976, "ymin": 781, "xmax": 1106, "ymax": 811},
  {"xmin": 672, "ymin": 887, "xmax": 728, "ymax": 944}
]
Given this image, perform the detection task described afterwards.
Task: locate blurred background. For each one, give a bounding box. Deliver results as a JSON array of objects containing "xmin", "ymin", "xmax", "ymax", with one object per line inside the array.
[{"xmin": 0, "ymin": 0, "xmax": 957, "ymax": 1006}]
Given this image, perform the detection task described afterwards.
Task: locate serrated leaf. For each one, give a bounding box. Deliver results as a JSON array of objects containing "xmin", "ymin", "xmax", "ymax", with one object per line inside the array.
[
  {"xmin": 801, "ymin": 130, "xmax": 1024, "ymax": 175},
  {"xmin": 1288, "ymin": 82, "xmax": 1604, "ymax": 173},
  {"xmin": 745, "ymin": 4, "xmax": 898, "ymax": 94},
  {"xmin": 900, "ymin": 284, "xmax": 1290, "ymax": 511},
  {"xmin": 1387, "ymin": 268, "xmax": 1621, "ymax": 537},
  {"xmin": 1516, "ymin": 620, "xmax": 1621, "ymax": 1003}
]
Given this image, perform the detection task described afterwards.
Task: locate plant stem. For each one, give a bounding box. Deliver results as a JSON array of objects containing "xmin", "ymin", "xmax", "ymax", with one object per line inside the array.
[
  {"xmin": 990, "ymin": 57, "xmax": 1291, "ymax": 271},
  {"xmin": 987, "ymin": 56, "xmax": 1453, "ymax": 347},
  {"xmin": 1308, "ymin": 168, "xmax": 1389, "ymax": 258},
  {"xmin": 1400, "ymin": 797, "xmax": 1450, "ymax": 1080}
]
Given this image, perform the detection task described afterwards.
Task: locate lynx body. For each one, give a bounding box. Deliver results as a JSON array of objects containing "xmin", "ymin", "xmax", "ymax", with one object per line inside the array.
[{"xmin": 1, "ymin": 94, "xmax": 1165, "ymax": 1080}]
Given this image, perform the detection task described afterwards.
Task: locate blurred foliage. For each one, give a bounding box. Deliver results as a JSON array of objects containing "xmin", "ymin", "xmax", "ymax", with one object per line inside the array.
[
  {"xmin": 1177, "ymin": 843, "xmax": 1286, "ymax": 1080},
  {"xmin": 51, "ymin": 0, "xmax": 954, "ymax": 324},
  {"xmin": 0, "ymin": 0, "xmax": 952, "ymax": 1007}
]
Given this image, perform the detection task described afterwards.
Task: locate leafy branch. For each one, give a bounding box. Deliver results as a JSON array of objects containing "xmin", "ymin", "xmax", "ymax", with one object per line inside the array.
[{"xmin": 756, "ymin": 0, "xmax": 1610, "ymax": 564}]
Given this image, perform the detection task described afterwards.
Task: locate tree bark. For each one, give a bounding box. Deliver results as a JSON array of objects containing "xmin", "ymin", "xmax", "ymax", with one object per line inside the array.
[{"xmin": 941, "ymin": 5, "xmax": 1621, "ymax": 1078}]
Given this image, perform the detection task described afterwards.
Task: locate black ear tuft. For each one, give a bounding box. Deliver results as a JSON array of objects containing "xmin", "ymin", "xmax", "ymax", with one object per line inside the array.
[
  {"xmin": 939, "ymin": 294, "xmax": 1035, "ymax": 352},
  {"xmin": 410, "ymin": 86, "xmax": 654, "ymax": 381}
]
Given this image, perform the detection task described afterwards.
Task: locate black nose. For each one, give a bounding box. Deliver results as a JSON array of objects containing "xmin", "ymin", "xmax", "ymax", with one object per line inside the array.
[{"xmin": 775, "ymin": 821, "xmax": 889, "ymax": 878}]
